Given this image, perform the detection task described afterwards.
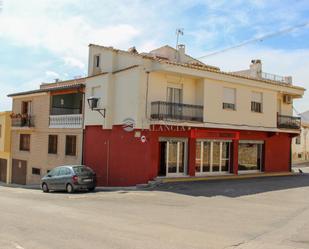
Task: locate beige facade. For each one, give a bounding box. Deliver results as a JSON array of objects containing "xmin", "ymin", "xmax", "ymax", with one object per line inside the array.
[
  {"xmin": 0, "ymin": 111, "xmax": 12, "ymax": 183},
  {"xmin": 292, "ymin": 121, "xmax": 309, "ymax": 164},
  {"xmin": 84, "ymin": 44, "xmax": 304, "ymax": 133},
  {"xmin": 9, "ymin": 81, "xmax": 84, "ymax": 185}
]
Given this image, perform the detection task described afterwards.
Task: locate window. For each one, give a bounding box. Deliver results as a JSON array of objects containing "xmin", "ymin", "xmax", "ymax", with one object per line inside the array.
[
  {"xmin": 94, "ymin": 55, "xmax": 100, "ymax": 68},
  {"xmin": 48, "ymin": 135, "xmax": 58, "ymax": 154},
  {"xmin": 251, "ymin": 92, "xmax": 263, "ymax": 113},
  {"xmin": 167, "ymin": 86, "xmax": 182, "ymax": 104},
  {"xmin": 32, "ymin": 167, "xmax": 41, "ymax": 175},
  {"xmin": 238, "ymin": 141, "xmax": 264, "ymax": 171},
  {"xmin": 223, "ymin": 88, "xmax": 236, "ymax": 110},
  {"xmin": 65, "ymin": 135, "xmax": 77, "ymax": 156},
  {"xmin": 295, "ymin": 135, "xmax": 301, "ymax": 145},
  {"xmin": 20, "ymin": 134, "xmax": 30, "ymax": 151},
  {"xmin": 59, "ymin": 167, "xmax": 71, "ymax": 176}
]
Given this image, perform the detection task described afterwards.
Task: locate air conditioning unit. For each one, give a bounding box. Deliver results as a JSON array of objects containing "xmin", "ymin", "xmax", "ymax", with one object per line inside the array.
[{"xmin": 283, "ymin": 95, "xmax": 292, "ymax": 104}]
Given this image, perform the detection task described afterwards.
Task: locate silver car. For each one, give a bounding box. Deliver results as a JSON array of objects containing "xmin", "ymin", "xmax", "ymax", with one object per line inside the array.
[{"xmin": 41, "ymin": 165, "xmax": 96, "ymax": 193}]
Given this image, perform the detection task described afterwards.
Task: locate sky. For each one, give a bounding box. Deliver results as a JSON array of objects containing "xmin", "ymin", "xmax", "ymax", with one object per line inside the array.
[{"xmin": 0, "ymin": 0, "xmax": 308, "ymax": 112}]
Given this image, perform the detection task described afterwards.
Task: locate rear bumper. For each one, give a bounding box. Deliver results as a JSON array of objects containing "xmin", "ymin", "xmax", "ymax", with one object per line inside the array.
[{"xmin": 73, "ymin": 182, "xmax": 96, "ymax": 190}]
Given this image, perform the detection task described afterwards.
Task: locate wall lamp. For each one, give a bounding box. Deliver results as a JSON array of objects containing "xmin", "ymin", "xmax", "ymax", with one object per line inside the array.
[{"xmin": 87, "ymin": 96, "xmax": 106, "ymax": 118}]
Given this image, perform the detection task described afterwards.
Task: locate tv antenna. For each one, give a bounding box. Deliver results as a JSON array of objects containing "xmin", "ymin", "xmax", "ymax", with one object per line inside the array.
[{"xmin": 176, "ymin": 28, "xmax": 184, "ymax": 48}]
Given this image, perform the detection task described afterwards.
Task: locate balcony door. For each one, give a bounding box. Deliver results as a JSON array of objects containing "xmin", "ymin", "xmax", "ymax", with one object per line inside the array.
[
  {"xmin": 167, "ymin": 85, "xmax": 183, "ymax": 119},
  {"xmin": 159, "ymin": 138, "xmax": 188, "ymax": 177}
]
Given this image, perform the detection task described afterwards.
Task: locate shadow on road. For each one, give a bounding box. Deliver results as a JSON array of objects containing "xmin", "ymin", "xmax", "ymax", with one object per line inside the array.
[{"xmin": 152, "ymin": 174, "xmax": 309, "ymax": 198}]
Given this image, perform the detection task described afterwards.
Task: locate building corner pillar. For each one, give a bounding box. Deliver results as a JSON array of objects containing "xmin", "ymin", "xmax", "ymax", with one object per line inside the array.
[
  {"xmin": 188, "ymin": 137, "xmax": 196, "ymax": 176},
  {"xmin": 232, "ymin": 139, "xmax": 239, "ymax": 175}
]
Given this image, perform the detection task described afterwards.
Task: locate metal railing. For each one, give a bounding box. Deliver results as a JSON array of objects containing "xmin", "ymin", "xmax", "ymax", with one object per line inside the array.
[
  {"xmin": 151, "ymin": 101, "xmax": 203, "ymax": 122},
  {"xmin": 11, "ymin": 116, "xmax": 35, "ymax": 128},
  {"xmin": 277, "ymin": 114, "xmax": 301, "ymax": 130},
  {"xmin": 49, "ymin": 114, "xmax": 83, "ymax": 128},
  {"xmin": 50, "ymin": 106, "xmax": 82, "ymax": 115},
  {"xmin": 261, "ymin": 72, "xmax": 292, "ymax": 84}
]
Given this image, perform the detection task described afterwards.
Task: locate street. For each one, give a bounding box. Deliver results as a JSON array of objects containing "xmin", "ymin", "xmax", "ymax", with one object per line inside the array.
[{"xmin": 1, "ymin": 174, "xmax": 309, "ymax": 249}]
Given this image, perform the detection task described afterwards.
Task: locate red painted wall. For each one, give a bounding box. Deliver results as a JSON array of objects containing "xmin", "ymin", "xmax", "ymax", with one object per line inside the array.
[{"xmin": 84, "ymin": 125, "xmax": 293, "ymax": 186}]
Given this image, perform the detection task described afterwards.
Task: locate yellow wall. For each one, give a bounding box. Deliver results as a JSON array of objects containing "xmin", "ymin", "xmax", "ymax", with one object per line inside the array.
[{"xmin": 0, "ymin": 111, "xmax": 12, "ymax": 183}]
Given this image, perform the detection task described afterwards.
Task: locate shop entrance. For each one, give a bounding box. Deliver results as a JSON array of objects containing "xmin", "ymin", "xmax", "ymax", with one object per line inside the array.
[{"xmin": 159, "ymin": 138, "xmax": 188, "ymax": 177}]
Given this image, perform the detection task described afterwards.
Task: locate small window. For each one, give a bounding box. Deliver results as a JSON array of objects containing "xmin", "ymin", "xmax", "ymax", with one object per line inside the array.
[
  {"xmin": 20, "ymin": 134, "xmax": 30, "ymax": 151},
  {"xmin": 65, "ymin": 135, "xmax": 77, "ymax": 156},
  {"xmin": 32, "ymin": 167, "xmax": 41, "ymax": 175},
  {"xmin": 48, "ymin": 135, "xmax": 58, "ymax": 154},
  {"xmin": 94, "ymin": 55, "xmax": 100, "ymax": 68},
  {"xmin": 223, "ymin": 88, "xmax": 236, "ymax": 110},
  {"xmin": 251, "ymin": 92, "xmax": 263, "ymax": 113},
  {"xmin": 295, "ymin": 135, "xmax": 301, "ymax": 145},
  {"xmin": 298, "ymin": 153, "xmax": 302, "ymax": 158}
]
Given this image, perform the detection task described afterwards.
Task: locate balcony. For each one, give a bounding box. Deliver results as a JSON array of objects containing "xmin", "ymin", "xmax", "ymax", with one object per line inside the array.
[
  {"xmin": 277, "ymin": 114, "xmax": 301, "ymax": 130},
  {"xmin": 151, "ymin": 101, "xmax": 203, "ymax": 122},
  {"xmin": 11, "ymin": 115, "xmax": 35, "ymax": 128},
  {"xmin": 261, "ymin": 72, "xmax": 292, "ymax": 84},
  {"xmin": 49, "ymin": 114, "xmax": 83, "ymax": 128}
]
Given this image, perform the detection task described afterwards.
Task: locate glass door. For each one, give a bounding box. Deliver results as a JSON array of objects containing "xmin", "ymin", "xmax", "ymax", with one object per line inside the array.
[
  {"xmin": 195, "ymin": 140, "xmax": 231, "ymax": 175},
  {"xmin": 161, "ymin": 138, "xmax": 187, "ymax": 177}
]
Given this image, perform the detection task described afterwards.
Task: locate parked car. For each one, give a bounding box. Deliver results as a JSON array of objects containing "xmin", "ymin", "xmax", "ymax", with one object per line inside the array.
[{"xmin": 41, "ymin": 165, "xmax": 96, "ymax": 193}]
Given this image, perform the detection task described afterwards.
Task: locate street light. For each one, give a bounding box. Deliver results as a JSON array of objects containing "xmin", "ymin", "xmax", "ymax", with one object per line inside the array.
[{"xmin": 87, "ymin": 96, "xmax": 106, "ymax": 118}]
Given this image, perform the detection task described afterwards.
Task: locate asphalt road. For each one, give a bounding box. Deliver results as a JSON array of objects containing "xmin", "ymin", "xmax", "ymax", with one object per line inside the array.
[{"xmin": 1, "ymin": 174, "xmax": 309, "ymax": 249}]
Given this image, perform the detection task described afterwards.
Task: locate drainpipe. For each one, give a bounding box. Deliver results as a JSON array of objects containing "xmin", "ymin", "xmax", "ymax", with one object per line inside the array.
[
  {"xmin": 81, "ymin": 91, "xmax": 86, "ymax": 165},
  {"xmin": 145, "ymin": 71, "xmax": 150, "ymax": 120}
]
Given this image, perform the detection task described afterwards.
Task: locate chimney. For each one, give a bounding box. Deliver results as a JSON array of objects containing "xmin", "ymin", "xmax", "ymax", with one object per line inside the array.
[
  {"xmin": 176, "ymin": 44, "xmax": 185, "ymax": 62},
  {"xmin": 250, "ymin": 59, "xmax": 262, "ymax": 78}
]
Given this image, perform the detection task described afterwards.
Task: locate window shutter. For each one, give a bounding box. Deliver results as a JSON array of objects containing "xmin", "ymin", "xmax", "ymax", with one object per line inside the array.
[
  {"xmin": 252, "ymin": 92, "xmax": 262, "ymax": 103},
  {"xmin": 223, "ymin": 88, "xmax": 236, "ymax": 104}
]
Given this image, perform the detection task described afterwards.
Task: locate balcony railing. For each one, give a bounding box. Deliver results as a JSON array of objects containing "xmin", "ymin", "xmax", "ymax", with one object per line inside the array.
[
  {"xmin": 49, "ymin": 114, "xmax": 83, "ymax": 128},
  {"xmin": 11, "ymin": 116, "xmax": 35, "ymax": 128},
  {"xmin": 50, "ymin": 107, "xmax": 82, "ymax": 115},
  {"xmin": 277, "ymin": 114, "xmax": 301, "ymax": 130},
  {"xmin": 151, "ymin": 101, "xmax": 203, "ymax": 122},
  {"xmin": 261, "ymin": 72, "xmax": 292, "ymax": 84}
]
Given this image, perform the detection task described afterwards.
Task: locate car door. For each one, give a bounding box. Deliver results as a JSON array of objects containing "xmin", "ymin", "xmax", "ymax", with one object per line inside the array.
[
  {"xmin": 46, "ymin": 168, "xmax": 60, "ymax": 190},
  {"xmin": 57, "ymin": 167, "xmax": 72, "ymax": 191},
  {"xmin": 53, "ymin": 167, "xmax": 67, "ymax": 190}
]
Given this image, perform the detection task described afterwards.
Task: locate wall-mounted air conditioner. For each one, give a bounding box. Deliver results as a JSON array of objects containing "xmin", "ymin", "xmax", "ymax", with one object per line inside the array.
[{"xmin": 283, "ymin": 95, "xmax": 292, "ymax": 104}]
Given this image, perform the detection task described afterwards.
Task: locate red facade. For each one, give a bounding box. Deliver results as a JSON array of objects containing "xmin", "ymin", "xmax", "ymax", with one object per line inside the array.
[{"xmin": 83, "ymin": 125, "xmax": 293, "ymax": 186}]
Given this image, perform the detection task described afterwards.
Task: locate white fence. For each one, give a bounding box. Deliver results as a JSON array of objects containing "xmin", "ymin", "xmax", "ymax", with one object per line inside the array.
[{"xmin": 49, "ymin": 114, "xmax": 83, "ymax": 128}]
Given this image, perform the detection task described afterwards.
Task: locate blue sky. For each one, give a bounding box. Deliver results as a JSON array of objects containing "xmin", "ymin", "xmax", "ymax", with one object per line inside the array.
[{"xmin": 0, "ymin": 0, "xmax": 309, "ymax": 112}]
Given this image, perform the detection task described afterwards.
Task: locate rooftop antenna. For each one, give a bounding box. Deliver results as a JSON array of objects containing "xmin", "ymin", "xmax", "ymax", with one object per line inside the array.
[{"xmin": 176, "ymin": 28, "xmax": 184, "ymax": 49}]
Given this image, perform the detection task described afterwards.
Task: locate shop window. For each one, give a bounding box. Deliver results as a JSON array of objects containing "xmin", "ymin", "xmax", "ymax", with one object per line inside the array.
[{"xmin": 238, "ymin": 142, "xmax": 263, "ymax": 171}]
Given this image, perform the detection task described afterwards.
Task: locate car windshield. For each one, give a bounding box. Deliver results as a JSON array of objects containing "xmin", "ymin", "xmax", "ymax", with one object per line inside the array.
[{"xmin": 72, "ymin": 166, "xmax": 93, "ymax": 175}]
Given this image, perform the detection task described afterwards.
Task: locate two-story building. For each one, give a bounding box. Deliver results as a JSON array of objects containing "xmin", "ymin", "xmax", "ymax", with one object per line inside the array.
[
  {"xmin": 8, "ymin": 79, "xmax": 85, "ymax": 185},
  {"xmin": 83, "ymin": 44, "xmax": 305, "ymax": 186},
  {"xmin": 292, "ymin": 110, "xmax": 309, "ymax": 164},
  {"xmin": 0, "ymin": 111, "xmax": 12, "ymax": 183}
]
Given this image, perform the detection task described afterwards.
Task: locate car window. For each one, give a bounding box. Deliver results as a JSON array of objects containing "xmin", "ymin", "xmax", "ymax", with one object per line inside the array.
[
  {"xmin": 59, "ymin": 168, "xmax": 67, "ymax": 176},
  {"xmin": 65, "ymin": 168, "xmax": 72, "ymax": 175},
  {"xmin": 73, "ymin": 166, "xmax": 93, "ymax": 174},
  {"xmin": 48, "ymin": 168, "xmax": 60, "ymax": 177}
]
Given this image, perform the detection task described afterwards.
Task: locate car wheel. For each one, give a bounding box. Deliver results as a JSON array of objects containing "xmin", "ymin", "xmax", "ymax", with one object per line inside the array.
[
  {"xmin": 66, "ymin": 183, "xmax": 74, "ymax": 193},
  {"xmin": 88, "ymin": 187, "xmax": 96, "ymax": 192},
  {"xmin": 42, "ymin": 183, "xmax": 49, "ymax": 193}
]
